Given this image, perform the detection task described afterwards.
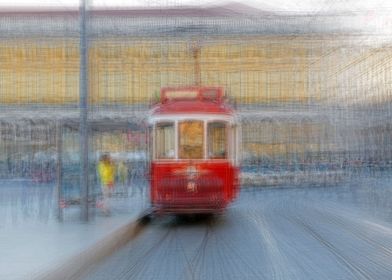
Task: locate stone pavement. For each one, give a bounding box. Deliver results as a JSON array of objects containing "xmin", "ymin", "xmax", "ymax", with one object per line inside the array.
[{"xmin": 0, "ymin": 180, "xmax": 148, "ymax": 280}]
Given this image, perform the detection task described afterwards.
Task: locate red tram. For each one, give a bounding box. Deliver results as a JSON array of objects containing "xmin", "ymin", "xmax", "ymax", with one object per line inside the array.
[{"xmin": 148, "ymin": 87, "xmax": 240, "ymax": 214}]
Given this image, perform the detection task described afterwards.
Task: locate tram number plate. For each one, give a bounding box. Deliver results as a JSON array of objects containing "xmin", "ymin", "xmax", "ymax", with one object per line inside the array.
[{"xmin": 187, "ymin": 181, "xmax": 197, "ymax": 193}]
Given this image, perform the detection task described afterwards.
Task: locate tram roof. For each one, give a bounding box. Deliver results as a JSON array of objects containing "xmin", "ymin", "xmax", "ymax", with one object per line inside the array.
[
  {"xmin": 150, "ymin": 86, "xmax": 234, "ymax": 116},
  {"xmin": 150, "ymin": 99, "xmax": 234, "ymax": 116}
]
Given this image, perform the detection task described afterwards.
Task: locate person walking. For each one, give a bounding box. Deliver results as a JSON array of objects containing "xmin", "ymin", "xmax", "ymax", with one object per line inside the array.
[{"xmin": 97, "ymin": 154, "xmax": 115, "ymax": 216}]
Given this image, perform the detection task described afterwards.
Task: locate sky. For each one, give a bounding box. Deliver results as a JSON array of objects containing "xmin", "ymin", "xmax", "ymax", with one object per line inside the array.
[{"xmin": 0, "ymin": 0, "xmax": 391, "ymax": 14}]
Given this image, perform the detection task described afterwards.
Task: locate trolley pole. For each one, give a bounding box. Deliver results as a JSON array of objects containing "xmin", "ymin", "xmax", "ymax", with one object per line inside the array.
[
  {"xmin": 79, "ymin": 0, "xmax": 89, "ymax": 222},
  {"xmin": 192, "ymin": 40, "xmax": 201, "ymax": 86}
]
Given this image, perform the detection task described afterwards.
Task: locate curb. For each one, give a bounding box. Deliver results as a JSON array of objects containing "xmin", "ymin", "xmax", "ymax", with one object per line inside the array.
[{"xmin": 36, "ymin": 216, "xmax": 148, "ymax": 280}]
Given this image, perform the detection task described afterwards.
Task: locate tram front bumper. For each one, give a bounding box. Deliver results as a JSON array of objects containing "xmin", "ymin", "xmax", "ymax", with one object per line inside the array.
[{"xmin": 152, "ymin": 195, "xmax": 228, "ymax": 214}]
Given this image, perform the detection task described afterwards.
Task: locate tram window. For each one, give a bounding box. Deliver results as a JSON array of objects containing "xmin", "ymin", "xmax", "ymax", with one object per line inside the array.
[
  {"xmin": 208, "ymin": 122, "xmax": 227, "ymax": 159},
  {"xmin": 155, "ymin": 122, "xmax": 175, "ymax": 159},
  {"xmin": 179, "ymin": 120, "xmax": 204, "ymax": 159}
]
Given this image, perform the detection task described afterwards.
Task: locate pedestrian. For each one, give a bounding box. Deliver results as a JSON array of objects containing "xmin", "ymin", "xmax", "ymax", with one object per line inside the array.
[{"xmin": 97, "ymin": 154, "xmax": 115, "ymax": 216}]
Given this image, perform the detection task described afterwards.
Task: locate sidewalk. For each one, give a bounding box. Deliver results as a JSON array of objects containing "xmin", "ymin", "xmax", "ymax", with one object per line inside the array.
[{"xmin": 0, "ymin": 180, "xmax": 148, "ymax": 280}]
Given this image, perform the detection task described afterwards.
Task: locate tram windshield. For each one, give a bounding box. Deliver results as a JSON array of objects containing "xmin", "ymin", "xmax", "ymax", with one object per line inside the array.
[
  {"xmin": 155, "ymin": 122, "xmax": 175, "ymax": 159},
  {"xmin": 179, "ymin": 120, "xmax": 204, "ymax": 159},
  {"xmin": 154, "ymin": 120, "xmax": 230, "ymax": 160}
]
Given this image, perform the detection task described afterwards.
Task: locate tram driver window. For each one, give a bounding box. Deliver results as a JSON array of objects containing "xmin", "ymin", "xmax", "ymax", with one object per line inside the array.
[
  {"xmin": 179, "ymin": 120, "xmax": 204, "ymax": 159},
  {"xmin": 208, "ymin": 122, "xmax": 227, "ymax": 159},
  {"xmin": 155, "ymin": 122, "xmax": 175, "ymax": 159}
]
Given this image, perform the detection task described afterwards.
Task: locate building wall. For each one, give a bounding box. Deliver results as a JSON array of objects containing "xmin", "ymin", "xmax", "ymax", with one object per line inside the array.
[
  {"xmin": 0, "ymin": 36, "xmax": 311, "ymax": 105},
  {"xmin": 2, "ymin": 35, "xmax": 390, "ymax": 106}
]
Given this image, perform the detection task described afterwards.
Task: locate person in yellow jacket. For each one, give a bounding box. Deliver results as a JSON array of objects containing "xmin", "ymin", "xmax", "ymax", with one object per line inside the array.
[{"xmin": 98, "ymin": 154, "xmax": 115, "ymax": 215}]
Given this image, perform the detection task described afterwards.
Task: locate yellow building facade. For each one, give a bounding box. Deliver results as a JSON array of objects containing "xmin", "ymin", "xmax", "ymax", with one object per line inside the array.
[
  {"xmin": 2, "ymin": 34, "xmax": 390, "ymax": 106},
  {"xmin": 0, "ymin": 36, "xmax": 312, "ymax": 105}
]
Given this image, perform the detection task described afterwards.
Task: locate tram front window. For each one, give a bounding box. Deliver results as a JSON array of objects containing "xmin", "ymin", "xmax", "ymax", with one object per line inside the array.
[
  {"xmin": 208, "ymin": 122, "xmax": 227, "ymax": 159},
  {"xmin": 179, "ymin": 120, "xmax": 204, "ymax": 159},
  {"xmin": 155, "ymin": 122, "xmax": 175, "ymax": 159}
]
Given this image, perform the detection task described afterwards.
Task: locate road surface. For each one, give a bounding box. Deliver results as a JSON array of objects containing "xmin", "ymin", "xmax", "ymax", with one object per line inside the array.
[{"xmin": 78, "ymin": 174, "xmax": 392, "ymax": 280}]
